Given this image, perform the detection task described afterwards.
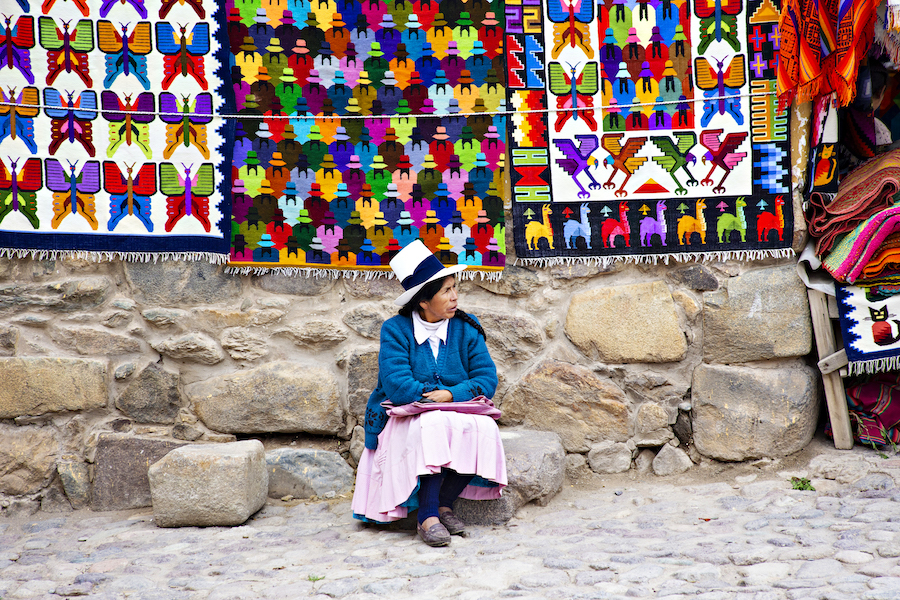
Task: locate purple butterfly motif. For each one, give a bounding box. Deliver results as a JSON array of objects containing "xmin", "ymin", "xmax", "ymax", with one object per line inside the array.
[
  {"xmin": 0, "ymin": 15, "xmax": 35, "ymax": 84},
  {"xmin": 45, "ymin": 158, "xmax": 100, "ymax": 230},
  {"xmin": 99, "ymin": 0, "xmax": 147, "ymax": 19}
]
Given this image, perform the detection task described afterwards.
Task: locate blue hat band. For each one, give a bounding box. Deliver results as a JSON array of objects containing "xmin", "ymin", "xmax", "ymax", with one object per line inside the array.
[{"xmin": 401, "ymin": 254, "xmax": 445, "ymax": 291}]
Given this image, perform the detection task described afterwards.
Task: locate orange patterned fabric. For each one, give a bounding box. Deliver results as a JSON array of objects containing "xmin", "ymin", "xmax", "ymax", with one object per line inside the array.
[{"xmin": 778, "ymin": 0, "xmax": 878, "ymax": 109}]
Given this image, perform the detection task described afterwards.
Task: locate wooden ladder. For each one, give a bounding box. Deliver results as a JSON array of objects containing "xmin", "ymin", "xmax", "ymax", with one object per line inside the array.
[{"xmin": 807, "ymin": 288, "xmax": 854, "ymax": 449}]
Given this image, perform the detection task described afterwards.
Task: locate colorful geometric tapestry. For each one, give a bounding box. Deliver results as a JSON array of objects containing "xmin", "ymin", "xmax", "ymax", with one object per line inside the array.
[
  {"xmin": 838, "ymin": 283, "xmax": 900, "ymax": 375},
  {"xmin": 226, "ymin": 0, "xmax": 507, "ymax": 274},
  {"xmin": 0, "ymin": 0, "xmax": 233, "ymax": 259},
  {"xmin": 506, "ymin": 0, "xmax": 794, "ymax": 263}
]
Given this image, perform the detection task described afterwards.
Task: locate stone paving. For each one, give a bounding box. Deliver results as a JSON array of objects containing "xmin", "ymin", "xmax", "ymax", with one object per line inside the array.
[{"xmin": 4, "ymin": 439, "xmax": 900, "ymax": 599}]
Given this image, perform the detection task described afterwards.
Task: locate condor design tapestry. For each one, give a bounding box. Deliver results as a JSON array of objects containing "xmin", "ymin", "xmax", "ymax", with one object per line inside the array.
[
  {"xmin": 226, "ymin": 0, "xmax": 507, "ymax": 275},
  {"xmin": 506, "ymin": 0, "xmax": 793, "ymax": 263},
  {"xmin": 0, "ymin": 0, "xmax": 233, "ymax": 260}
]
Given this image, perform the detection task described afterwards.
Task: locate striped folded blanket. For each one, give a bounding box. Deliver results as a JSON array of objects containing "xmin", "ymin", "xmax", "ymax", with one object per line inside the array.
[
  {"xmin": 823, "ymin": 203, "xmax": 900, "ymax": 282},
  {"xmin": 860, "ymin": 232, "xmax": 900, "ymax": 280},
  {"xmin": 808, "ymin": 150, "xmax": 900, "ymax": 255}
]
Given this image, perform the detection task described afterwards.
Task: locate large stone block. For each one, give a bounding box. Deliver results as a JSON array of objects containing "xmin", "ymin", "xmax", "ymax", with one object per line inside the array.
[
  {"xmin": 0, "ymin": 358, "xmax": 107, "ymax": 418},
  {"xmin": 91, "ymin": 434, "xmax": 187, "ymax": 511},
  {"xmin": 115, "ymin": 363, "xmax": 183, "ymax": 424},
  {"xmin": 501, "ymin": 361, "xmax": 628, "ymax": 452},
  {"xmin": 0, "ymin": 425, "xmax": 58, "ymax": 495},
  {"xmin": 125, "ymin": 262, "xmax": 241, "ymax": 305},
  {"xmin": 0, "ymin": 277, "xmax": 110, "ymax": 313},
  {"xmin": 702, "ymin": 265, "xmax": 812, "ymax": 362},
  {"xmin": 474, "ymin": 311, "xmax": 544, "ymax": 363},
  {"xmin": 454, "ymin": 430, "xmax": 565, "ymax": 525},
  {"xmin": 565, "ymin": 281, "xmax": 687, "ymax": 363},
  {"xmin": 347, "ymin": 349, "xmax": 378, "ymax": 417},
  {"xmin": 149, "ymin": 440, "xmax": 268, "ymax": 527},
  {"xmin": 691, "ymin": 363, "xmax": 819, "ymax": 461},
  {"xmin": 187, "ymin": 361, "xmax": 346, "ymax": 435},
  {"xmin": 265, "ymin": 448, "xmax": 354, "ymax": 499}
]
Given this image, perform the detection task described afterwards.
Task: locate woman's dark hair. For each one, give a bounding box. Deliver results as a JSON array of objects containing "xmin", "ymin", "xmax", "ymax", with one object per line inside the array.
[{"xmin": 398, "ymin": 275, "xmax": 486, "ymax": 339}]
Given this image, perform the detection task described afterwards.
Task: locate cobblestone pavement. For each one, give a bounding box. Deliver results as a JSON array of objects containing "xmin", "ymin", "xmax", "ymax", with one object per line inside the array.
[{"xmin": 4, "ymin": 438, "xmax": 900, "ymax": 600}]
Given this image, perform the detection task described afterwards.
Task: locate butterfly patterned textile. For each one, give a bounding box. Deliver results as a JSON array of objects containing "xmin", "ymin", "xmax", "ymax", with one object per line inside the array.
[
  {"xmin": 508, "ymin": 0, "xmax": 794, "ymax": 263},
  {"xmin": 0, "ymin": 0, "xmax": 233, "ymax": 260}
]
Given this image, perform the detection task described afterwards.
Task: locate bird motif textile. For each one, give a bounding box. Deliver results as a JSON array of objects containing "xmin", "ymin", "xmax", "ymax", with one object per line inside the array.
[
  {"xmin": 508, "ymin": 0, "xmax": 794, "ymax": 261},
  {"xmin": 0, "ymin": 0, "xmax": 233, "ymax": 260}
]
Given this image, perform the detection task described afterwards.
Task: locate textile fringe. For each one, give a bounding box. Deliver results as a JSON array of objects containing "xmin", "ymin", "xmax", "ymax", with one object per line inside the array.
[
  {"xmin": 223, "ymin": 266, "xmax": 504, "ymax": 282},
  {"xmin": 0, "ymin": 248, "xmax": 229, "ymax": 264},
  {"xmin": 876, "ymin": 9, "xmax": 900, "ymax": 64},
  {"xmin": 889, "ymin": 0, "xmax": 900, "ymax": 31},
  {"xmin": 514, "ymin": 248, "xmax": 796, "ymax": 268},
  {"xmin": 849, "ymin": 356, "xmax": 900, "ymax": 375}
]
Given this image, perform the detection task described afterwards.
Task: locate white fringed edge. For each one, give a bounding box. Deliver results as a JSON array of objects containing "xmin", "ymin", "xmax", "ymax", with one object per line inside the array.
[
  {"xmin": 876, "ymin": 9, "xmax": 900, "ymax": 63},
  {"xmin": 223, "ymin": 266, "xmax": 505, "ymax": 281},
  {"xmin": 848, "ymin": 356, "xmax": 900, "ymax": 376},
  {"xmin": 514, "ymin": 247, "xmax": 796, "ymax": 268},
  {"xmin": 0, "ymin": 248, "xmax": 229, "ymax": 264},
  {"xmin": 888, "ymin": 1, "xmax": 900, "ymax": 32}
]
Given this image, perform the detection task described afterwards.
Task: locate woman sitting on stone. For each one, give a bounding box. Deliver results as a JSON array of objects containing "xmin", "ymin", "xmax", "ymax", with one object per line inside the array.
[{"xmin": 351, "ymin": 240, "xmax": 507, "ymax": 546}]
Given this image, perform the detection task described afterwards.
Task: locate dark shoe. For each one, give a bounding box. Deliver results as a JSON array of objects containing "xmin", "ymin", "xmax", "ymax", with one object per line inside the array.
[
  {"xmin": 417, "ymin": 521, "xmax": 450, "ymax": 547},
  {"xmin": 438, "ymin": 510, "xmax": 466, "ymax": 535}
]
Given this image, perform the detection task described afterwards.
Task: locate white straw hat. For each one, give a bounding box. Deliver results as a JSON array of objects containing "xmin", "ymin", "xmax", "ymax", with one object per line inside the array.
[{"xmin": 390, "ymin": 239, "xmax": 467, "ymax": 306}]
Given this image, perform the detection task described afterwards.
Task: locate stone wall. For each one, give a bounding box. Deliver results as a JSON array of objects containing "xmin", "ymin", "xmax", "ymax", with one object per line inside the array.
[{"xmin": 0, "ymin": 250, "xmax": 818, "ymax": 515}]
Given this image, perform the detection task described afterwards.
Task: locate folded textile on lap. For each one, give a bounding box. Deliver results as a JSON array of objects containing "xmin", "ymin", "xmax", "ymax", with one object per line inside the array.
[
  {"xmin": 823, "ymin": 203, "xmax": 900, "ymax": 282},
  {"xmin": 808, "ymin": 150, "xmax": 900, "ymax": 255},
  {"xmin": 382, "ymin": 396, "xmax": 501, "ymax": 419}
]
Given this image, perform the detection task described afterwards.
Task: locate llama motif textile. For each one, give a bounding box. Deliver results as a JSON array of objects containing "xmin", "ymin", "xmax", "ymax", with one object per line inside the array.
[
  {"xmin": 0, "ymin": 0, "xmax": 233, "ymax": 259},
  {"xmin": 506, "ymin": 0, "xmax": 794, "ymax": 262},
  {"xmin": 838, "ymin": 283, "xmax": 900, "ymax": 375},
  {"xmin": 226, "ymin": 0, "xmax": 507, "ymax": 274}
]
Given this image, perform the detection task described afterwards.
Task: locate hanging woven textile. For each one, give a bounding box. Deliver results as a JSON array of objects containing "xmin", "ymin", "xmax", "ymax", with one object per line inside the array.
[
  {"xmin": 0, "ymin": 0, "xmax": 234, "ymax": 262},
  {"xmin": 777, "ymin": 0, "xmax": 878, "ymax": 109}
]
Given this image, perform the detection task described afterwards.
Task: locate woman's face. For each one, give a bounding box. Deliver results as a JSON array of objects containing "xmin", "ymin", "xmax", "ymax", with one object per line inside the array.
[{"xmin": 419, "ymin": 276, "xmax": 458, "ymax": 322}]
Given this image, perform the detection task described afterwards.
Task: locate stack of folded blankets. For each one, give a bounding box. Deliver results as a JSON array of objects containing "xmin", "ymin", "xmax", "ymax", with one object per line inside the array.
[
  {"xmin": 811, "ymin": 149, "xmax": 900, "ymax": 287},
  {"xmin": 811, "ymin": 149, "xmax": 900, "ymax": 447}
]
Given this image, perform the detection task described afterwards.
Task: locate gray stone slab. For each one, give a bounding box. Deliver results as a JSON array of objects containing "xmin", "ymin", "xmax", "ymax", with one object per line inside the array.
[
  {"xmin": 692, "ymin": 363, "xmax": 818, "ymax": 461},
  {"xmin": 266, "ymin": 448, "xmax": 354, "ymax": 499},
  {"xmin": 702, "ymin": 265, "xmax": 812, "ymax": 362},
  {"xmin": 455, "ymin": 429, "xmax": 565, "ymax": 526},
  {"xmin": 91, "ymin": 434, "xmax": 187, "ymax": 511}
]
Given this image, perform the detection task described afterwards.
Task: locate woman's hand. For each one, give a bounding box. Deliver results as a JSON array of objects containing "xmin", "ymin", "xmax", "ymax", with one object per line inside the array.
[{"xmin": 422, "ymin": 389, "xmax": 453, "ymax": 403}]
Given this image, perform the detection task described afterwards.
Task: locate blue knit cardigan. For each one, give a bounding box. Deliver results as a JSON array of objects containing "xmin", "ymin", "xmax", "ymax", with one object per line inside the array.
[{"xmin": 363, "ymin": 313, "xmax": 498, "ymax": 450}]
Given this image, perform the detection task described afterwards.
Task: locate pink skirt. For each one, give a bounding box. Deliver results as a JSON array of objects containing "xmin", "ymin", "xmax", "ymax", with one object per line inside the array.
[{"xmin": 351, "ymin": 410, "xmax": 507, "ymax": 523}]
